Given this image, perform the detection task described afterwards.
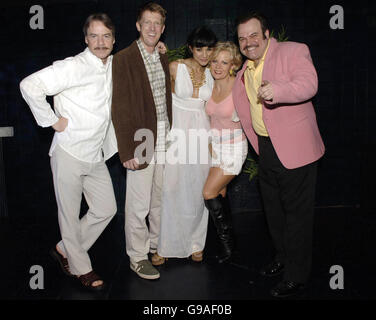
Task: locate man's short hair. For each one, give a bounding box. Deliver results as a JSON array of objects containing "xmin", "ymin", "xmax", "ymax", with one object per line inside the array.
[
  {"xmin": 137, "ymin": 2, "xmax": 167, "ymax": 24},
  {"xmin": 83, "ymin": 13, "xmax": 115, "ymax": 37},
  {"xmin": 235, "ymin": 11, "xmax": 269, "ymax": 37}
]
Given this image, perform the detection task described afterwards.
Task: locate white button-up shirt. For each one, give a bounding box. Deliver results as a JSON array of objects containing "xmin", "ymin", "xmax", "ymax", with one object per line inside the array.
[{"xmin": 20, "ymin": 47, "xmax": 117, "ymax": 163}]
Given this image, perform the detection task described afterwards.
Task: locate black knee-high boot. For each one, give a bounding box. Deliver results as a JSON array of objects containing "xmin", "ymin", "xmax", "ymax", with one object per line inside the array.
[{"xmin": 204, "ymin": 194, "xmax": 234, "ymax": 263}]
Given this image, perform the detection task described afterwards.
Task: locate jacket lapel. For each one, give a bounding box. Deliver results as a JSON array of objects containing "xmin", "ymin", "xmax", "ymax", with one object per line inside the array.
[
  {"xmin": 262, "ymin": 37, "xmax": 277, "ymax": 81},
  {"xmin": 239, "ymin": 60, "xmax": 248, "ymax": 84}
]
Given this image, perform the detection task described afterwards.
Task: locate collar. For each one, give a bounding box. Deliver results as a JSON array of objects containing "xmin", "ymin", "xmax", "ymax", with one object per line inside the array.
[
  {"xmin": 246, "ymin": 39, "xmax": 270, "ymax": 71},
  {"xmin": 137, "ymin": 39, "xmax": 160, "ymax": 63},
  {"xmin": 84, "ymin": 47, "xmax": 113, "ymax": 69}
]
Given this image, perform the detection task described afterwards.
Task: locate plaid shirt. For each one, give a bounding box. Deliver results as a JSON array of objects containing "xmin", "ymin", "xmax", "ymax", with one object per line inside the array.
[{"xmin": 137, "ymin": 39, "xmax": 170, "ymax": 152}]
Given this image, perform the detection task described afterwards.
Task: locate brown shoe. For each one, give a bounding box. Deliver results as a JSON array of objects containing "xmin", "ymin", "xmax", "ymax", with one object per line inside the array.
[
  {"xmin": 151, "ymin": 253, "xmax": 166, "ymax": 266},
  {"xmin": 77, "ymin": 271, "xmax": 105, "ymax": 291},
  {"xmin": 50, "ymin": 247, "xmax": 74, "ymax": 277},
  {"xmin": 191, "ymin": 251, "xmax": 203, "ymax": 262}
]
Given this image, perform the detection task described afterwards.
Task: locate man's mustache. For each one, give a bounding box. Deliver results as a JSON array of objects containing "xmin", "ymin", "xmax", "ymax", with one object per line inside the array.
[{"xmin": 94, "ymin": 47, "xmax": 110, "ymax": 50}]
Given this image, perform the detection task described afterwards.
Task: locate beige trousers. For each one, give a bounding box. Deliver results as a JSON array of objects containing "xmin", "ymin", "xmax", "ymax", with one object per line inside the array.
[
  {"xmin": 51, "ymin": 145, "xmax": 116, "ymax": 275},
  {"xmin": 125, "ymin": 153, "xmax": 164, "ymax": 263}
]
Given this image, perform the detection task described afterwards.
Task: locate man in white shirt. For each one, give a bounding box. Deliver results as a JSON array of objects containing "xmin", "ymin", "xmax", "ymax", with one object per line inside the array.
[{"xmin": 19, "ymin": 13, "xmax": 117, "ymax": 291}]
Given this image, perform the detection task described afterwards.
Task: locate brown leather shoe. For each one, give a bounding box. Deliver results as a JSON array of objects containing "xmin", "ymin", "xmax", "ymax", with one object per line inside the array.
[
  {"xmin": 77, "ymin": 271, "xmax": 105, "ymax": 291},
  {"xmin": 50, "ymin": 247, "xmax": 74, "ymax": 277}
]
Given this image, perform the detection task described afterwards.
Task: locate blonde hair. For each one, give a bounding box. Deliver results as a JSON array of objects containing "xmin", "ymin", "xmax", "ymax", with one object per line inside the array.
[{"xmin": 210, "ymin": 41, "xmax": 243, "ymax": 73}]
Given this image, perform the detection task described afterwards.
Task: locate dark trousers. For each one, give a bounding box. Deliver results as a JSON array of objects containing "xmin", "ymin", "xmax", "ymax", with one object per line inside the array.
[{"xmin": 258, "ymin": 136, "xmax": 317, "ymax": 284}]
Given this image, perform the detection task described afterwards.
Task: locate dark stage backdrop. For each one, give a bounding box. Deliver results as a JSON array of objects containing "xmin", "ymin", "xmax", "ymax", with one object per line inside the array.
[{"xmin": 0, "ymin": 0, "xmax": 375, "ymax": 220}]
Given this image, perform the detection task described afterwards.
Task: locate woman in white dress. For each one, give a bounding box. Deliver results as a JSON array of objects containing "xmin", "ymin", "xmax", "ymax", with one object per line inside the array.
[{"xmin": 152, "ymin": 26, "xmax": 217, "ymax": 265}]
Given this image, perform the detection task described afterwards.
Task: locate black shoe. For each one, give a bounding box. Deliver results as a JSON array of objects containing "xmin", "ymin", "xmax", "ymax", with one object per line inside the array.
[
  {"xmin": 216, "ymin": 237, "xmax": 233, "ymax": 264},
  {"xmin": 259, "ymin": 261, "xmax": 284, "ymax": 277},
  {"xmin": 270, "ymin": 280, "xmax": 305, "ymax": 298},
  {"xmin": 204, "ymin": 195, "xmax": 234, "ymax": 264}
]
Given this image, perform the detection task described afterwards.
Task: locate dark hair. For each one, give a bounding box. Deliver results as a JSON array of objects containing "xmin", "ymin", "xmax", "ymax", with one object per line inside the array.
[
  {"xmin": 235, "ymin": 11, "xmax": 269, "ymax": 38},
  {"xmin": 83, "ymin": 13, "xmax": 115, "ymax": 37},
  {"xmin": 137, "ymin": 2, "xmax": 167, "ymax": 24},
  {"xmin": 187, "ymin": 26, "xmax": 217, "ymax": 50}
]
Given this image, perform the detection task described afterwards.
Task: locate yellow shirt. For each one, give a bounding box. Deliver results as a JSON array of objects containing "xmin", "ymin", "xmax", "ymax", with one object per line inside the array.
[{"xmin": 244, "ymin": 40, "xmax": 270, "ymax": 137}]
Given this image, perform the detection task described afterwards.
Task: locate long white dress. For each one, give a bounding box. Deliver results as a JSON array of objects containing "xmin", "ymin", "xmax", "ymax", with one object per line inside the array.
[{"xmin": 158, "ymin": 63, "xmax": 213, "ymax": 258}]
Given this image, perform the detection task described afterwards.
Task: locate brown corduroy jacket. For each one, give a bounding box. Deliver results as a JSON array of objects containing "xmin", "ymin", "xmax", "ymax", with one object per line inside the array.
[{"xmin": 111, "ymin": 41, "xmax": 172, "ymax": 170}]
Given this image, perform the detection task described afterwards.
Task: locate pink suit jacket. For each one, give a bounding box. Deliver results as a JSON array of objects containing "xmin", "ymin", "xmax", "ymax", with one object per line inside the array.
[{"xmin": 233, "ymin": 38, "xmax": 325, "ymax": 169}]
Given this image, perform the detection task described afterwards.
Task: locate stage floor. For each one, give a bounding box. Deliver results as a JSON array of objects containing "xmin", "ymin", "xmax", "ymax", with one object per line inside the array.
[{"xmin": 1, "ymin": 207, "xmax": 375, "ymax": 300}]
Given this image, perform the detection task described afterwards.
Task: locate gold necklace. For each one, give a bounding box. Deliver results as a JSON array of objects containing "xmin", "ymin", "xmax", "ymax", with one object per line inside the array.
[{"xmin": 188, "ymin": 66, "xmax": 206, "ymax": 89}]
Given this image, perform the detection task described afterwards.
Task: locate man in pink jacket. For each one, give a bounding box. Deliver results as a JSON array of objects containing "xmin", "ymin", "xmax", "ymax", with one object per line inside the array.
[{"xmin": 233, "ymin": 11, "xmax": 325, "ymax": 298}]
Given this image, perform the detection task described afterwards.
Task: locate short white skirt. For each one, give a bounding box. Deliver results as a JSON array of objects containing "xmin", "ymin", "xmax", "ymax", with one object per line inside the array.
[{"xmin": 211, "ymin": 137, "xmax": 248, "ymax": 175}]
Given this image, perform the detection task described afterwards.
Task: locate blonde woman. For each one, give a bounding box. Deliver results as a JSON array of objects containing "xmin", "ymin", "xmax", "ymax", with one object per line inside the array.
[{"xmin": 203, "ymin": 42, "xmax": 248, "ymax": 263}]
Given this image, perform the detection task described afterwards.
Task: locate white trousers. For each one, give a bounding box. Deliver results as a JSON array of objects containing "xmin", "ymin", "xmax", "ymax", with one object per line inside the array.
[
  {"xmin": 125, "ymin": 153, "xmax": 164, "ymax": 263},
  {"xmin": 51, "ymin": 145, "xmax": 116, "ymax": 275}
]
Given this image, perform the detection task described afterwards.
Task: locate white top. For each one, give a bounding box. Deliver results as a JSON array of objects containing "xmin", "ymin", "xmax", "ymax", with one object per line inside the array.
[
  {"xmin": 158, "ymin": 62, "xmax": 212, "ymax": 258},
  {"xmin": 19, "ymin": 48, "xmax": 117, "ymax": 163},
  {"xmin": 174, "ymin": 63, "xmax": 213, "ymax": 100}
]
